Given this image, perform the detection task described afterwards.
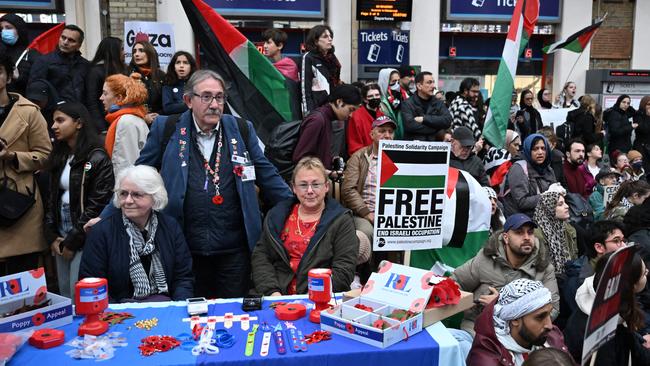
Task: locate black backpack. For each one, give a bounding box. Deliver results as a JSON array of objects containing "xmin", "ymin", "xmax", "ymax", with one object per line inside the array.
[
  {"xmin": 555, "ymin": 120, "xmax": 573, "ymax": 152},
  {"xmin": 565, "ymin": 192, "xmax": 594, "ymax": 232},
  {"xmin": 264, "ymin": 120, "xmax": 302, "ymax": 181}
]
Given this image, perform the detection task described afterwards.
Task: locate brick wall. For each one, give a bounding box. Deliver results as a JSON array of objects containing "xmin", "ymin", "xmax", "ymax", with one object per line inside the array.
[
  {"xmin": 108, "ymin": 0, "xmax": 157, "ymax": 40},
  {"xmin": 589, "ymin": 0, "xmax": 634, "ymax": 70}
]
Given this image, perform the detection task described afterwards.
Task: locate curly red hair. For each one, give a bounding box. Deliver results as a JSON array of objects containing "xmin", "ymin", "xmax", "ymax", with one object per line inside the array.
[{"xmin": 104, "ymin": 72, "xmax": 148, "ymax": 106}]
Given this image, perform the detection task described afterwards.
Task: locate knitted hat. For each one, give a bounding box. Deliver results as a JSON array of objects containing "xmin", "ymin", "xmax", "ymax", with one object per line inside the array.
[{"xmin": 627, "ymin": 150, "xmax": 643, "ymax": 162}]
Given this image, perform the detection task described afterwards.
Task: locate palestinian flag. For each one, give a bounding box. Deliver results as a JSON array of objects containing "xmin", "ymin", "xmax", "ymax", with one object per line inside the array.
[
  {"xmin": 380, "ymin": 149, "xmax": 448, "ymax": 189},
  {"xmin": 543, "ymin": 18, "xmax": 603, "ymax": 54},
  {"xmin": 483, "ymin": 0, "xmax": 539, "ymax": 149},
  {"xmin": 181, "ymin": 0, "xmax": 294, "ymax": 144},
  {"xmin": 410, "ymin": 168, "xmax": 491, "ymax": 272}
]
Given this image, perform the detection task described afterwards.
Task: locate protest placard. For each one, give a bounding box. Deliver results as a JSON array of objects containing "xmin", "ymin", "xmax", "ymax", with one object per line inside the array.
[
  {"xmin": 124, "ymin": 21, "xmax": 176, "ymax": 69},
  {"xmin": 373, "ymin": 140, "xmax": 450, "ymax": 251}
]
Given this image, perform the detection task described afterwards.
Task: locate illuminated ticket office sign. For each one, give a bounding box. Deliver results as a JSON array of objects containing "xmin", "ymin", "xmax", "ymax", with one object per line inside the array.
[{"xmin": 357, "ymin": 0, "xmax": 413, "ymax": 22}]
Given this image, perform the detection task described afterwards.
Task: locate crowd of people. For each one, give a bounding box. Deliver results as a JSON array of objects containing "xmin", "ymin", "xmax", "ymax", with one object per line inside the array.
[{"xmin": 2, "ymin": 16, "xmax": 650, "ymax": 365}]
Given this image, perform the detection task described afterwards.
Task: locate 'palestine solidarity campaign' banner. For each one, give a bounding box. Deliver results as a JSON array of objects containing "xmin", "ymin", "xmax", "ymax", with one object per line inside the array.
[{"xmin": 373, "ymin": 141, "xmax": 450, "ymax": 251}]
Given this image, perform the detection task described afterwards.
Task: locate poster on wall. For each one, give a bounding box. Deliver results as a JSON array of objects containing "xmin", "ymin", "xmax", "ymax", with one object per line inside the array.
[
  {"xmin": 124, "ymin": 21, "xmax": 176, "ymax": 70},
  {"xmin": 373, "ymin": 140, "xmax": 450, "ymax": 251}
]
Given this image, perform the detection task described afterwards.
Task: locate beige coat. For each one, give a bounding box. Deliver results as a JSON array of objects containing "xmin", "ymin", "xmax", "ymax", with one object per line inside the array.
[{"xmin": 0, "ymin": 93, "xmax": 52, "ymax": 258}]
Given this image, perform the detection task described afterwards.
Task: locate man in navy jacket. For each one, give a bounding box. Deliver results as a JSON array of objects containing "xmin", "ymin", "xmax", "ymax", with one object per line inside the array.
[{"xmin": 132, "ymin": 70, "xmax": 291, "ymax": 298}]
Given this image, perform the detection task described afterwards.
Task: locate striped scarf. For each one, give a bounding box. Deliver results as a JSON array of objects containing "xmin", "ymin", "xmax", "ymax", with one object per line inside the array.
[{"xmin": 122, "ymin": 212, "xmax": 168, "ymax": 299}]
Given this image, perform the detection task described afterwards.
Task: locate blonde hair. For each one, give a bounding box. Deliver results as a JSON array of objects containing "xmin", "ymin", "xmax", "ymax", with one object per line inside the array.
[
  {"xmin": 291, "ymin": 156, "xmax": 328, "ymax": 184},
  {"xmin": 104, "ymin": 72, "xmax": 148, "ymax": 106}
]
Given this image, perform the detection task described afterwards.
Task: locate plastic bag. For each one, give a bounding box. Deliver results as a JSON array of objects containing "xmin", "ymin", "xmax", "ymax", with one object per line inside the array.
[{"xmin": 0, "ymin": 331, "xmax": 32, "ymax": 366}]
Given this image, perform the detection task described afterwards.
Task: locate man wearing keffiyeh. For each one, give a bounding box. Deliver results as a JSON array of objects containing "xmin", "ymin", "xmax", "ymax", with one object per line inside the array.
[{"xmin": 467, "ymin": 279, "xmax": 571, "ymax": 366}]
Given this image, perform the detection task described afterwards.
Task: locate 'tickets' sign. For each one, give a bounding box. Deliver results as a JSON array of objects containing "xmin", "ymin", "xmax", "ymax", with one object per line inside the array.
[
  {"xmin": 358, "ymin": 29, "xmax": 410, "ymax": 65},
  {"xmin": 373, "ymin": 141, "xmax": 450, "ymax": 251}
]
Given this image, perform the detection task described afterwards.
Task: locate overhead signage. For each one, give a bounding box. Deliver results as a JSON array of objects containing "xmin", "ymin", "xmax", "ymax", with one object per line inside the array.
[
  {"xmin": 124, "ymin": 21, "xmax": 176, "ymax": 70},
  {"xmin": 358, "ymin": 29, "xmax": 409, "ymax": 65},
  {"xmin": 0, "ymin": 0, "xmax": 62, "ymax": 12},
  {"xmin": 446, "ymin": 0, "xmax": 561, "ymax": 23},
  {"xmin": 205, "ymin": 0, "xmax": 325, "ymax": 19},
  {"xmin": 357, "ymin": 0, "xmax": 412, "ymax": 22}
]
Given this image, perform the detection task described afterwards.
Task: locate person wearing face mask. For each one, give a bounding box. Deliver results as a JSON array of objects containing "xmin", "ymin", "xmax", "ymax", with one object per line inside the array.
[
  {"xmin": 627, "ymin": 150, "xmax": 648, "ymax": 181},
  {"xmin": 605, "ymin": 94, "xmax": 636, "ymax": 161},
  {"xmin": 502, "ymin": 134, "xmax": 558, "ymax": 217},
  {"xmin": 293, "ymin": 84, "xmax": 362, "ymax": 179},
  {"xmin": 0, "ymin": 14, "xmax": 34, "ymax": 95},
  {"xmin": 377, "ymin": 68, "xmax": 404, "ymax": 139},
  {"xmin": 346, "ymin": 84, "xmax": 383, "ymax": 155}
]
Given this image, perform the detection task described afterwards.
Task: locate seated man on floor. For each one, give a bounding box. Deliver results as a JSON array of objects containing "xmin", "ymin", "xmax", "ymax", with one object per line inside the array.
[{"xmin": 467, "ymin": 279, "xmax": 571, "ymax": 366}]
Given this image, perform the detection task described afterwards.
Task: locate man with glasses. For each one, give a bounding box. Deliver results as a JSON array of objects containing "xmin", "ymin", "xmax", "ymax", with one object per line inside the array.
[
  {"xmin": 449, "ymin": 77, "xmax": 481, "ymax": 140},
  {"xmin": 449, "ymin": 126, "xmax": 489, "ymax": 186},
  {"xmin": 132, "ymin": 69, "xmax": 292, "ymax": 298},
  {"xmin": 562, "ymin": 220, "xmax": 628, "ymax": 312}
]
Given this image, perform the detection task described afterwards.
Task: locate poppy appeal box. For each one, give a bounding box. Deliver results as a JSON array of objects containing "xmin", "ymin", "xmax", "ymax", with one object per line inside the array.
[
  {"xmin": 0, "ymin": 268, "xmax": 72, "ymax": 333},
  {"xmin": 320, "ymin": 261, "xmax": 436, "ymax": 348}
]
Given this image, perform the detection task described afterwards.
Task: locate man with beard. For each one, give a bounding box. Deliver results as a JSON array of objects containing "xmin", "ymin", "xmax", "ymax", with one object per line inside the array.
[
  {"xmin": 451, "ymin": 214, "xmax": 559, "ymax": 337},
  {"xmin": 449, "ymin": 77, "xmax": 481, "ymax": 140},
  {"xmin": 467, "ymin": 279, "xmax": 571, "ymax": 366},
  {"xmin": 563, "ymin": 139, "xmax": 595, "ymax": 198}
]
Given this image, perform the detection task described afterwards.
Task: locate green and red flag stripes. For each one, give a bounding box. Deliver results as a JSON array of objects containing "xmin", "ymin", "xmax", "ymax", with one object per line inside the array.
[
  {"xmin": 543, "ymin": 18, "xmax": 604, "ymax": 54},
  {"xmin": 181, "ymin": 0, "xmax": 295, "ymax": 144},
  {"xmin": 483, "ymin": 0, "xmax": 539, "ymax": 149}
]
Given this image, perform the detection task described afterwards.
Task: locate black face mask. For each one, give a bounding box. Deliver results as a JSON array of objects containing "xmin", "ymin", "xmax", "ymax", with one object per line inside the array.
[{"xmin": 367, "ymin": 98, "xmax": 381, "ymax": 109}]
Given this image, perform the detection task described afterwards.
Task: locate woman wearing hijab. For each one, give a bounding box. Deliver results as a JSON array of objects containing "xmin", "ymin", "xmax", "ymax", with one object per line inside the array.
[
  {"xmin": 536, "ymin": 88, "xmax": 553, "ymax": 110},
  {"xmin": 503, "ymin": 134, "xmax": 557, "ymax": 217},
  {"xmin": 533, "ymin": 186, "xmax": 578, "ymax": 274},
  {"xmin": 515, "ymin": 89, "xmax": 544, "ymax": 141},
  {"xmin": 605, "ymin": 94, "xmax": 636, "ymax": 160},
  {"xmin": 377, "ymin": 68, "xmax": 404, "ymax": 139}
]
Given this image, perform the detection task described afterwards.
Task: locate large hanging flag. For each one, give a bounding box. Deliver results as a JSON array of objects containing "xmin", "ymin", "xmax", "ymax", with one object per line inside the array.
[
  {"xmin": 482, "ymin": 0, "xmax": 539, "ymax": 149},
  {"xmin": 180, "ymin": 0, "xmax": 294, "ymax": 144},
  {"xmin": 15, "ymin": 22, "xmax": 65, "ymax": 66},
  {"xmin": 410, "ymin": 168, "xmax": 491, "ymax": 273},
  {"xmin": 542, "ymin": 17, "xmax": 604, "ymax": 54}
]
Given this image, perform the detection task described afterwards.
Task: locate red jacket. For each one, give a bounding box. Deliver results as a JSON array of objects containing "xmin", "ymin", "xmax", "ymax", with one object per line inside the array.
[
  {"xmin": 563, "ymin": 161, "xmax": 596, "ymax": 199},
  {"xmin": 347, "ymin": 106, "xmax": 382, "ymax": 156},
  {"xmin": 467, "ymin": 300, "xmax": 572, "ymax": 366}
]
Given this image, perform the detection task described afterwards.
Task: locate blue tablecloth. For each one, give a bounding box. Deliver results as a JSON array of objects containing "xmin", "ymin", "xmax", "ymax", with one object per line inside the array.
[{"xmin": 10, "ymin": 296, "xmax": 464, "ymax": 366}]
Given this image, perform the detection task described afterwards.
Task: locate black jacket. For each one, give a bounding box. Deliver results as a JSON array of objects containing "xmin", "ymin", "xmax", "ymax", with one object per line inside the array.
[
  {"xmin": 128, "ymin": 65, "xmax": 165, "ymax": 114},
  {"xmin": 515, "ymin": 105, "xmax": 543, "ymax": 141},
  {"xmin": 450, "ymin": 152, "xmax": 490, "ymax": 186},
  {"xmin": 85, "ymin": 64, "xmax": 110, "ymax": 133},
  {"xmin": 401, "ymin": 94, "xmax": 452, "ymax": 141},
  {"xmin": 0, "ymin": 14, "xmax": 33, "ymax": 95},
  {"xmin": 28, "ymin": 49, "xmax": 90, "ymax": 104},
  {"xmin": 80, "ymin": 211, "xmax": 194, "ymax": 302},
  {"xmin": 633, "ymin": 110, "xmax": 650, "ymax": 151},
  {"xmin": 300, "ymin": 51, "xmax": 341, "ymax": 116},
  {"xmin": 606, "ymin": 106, "xmax": 634, "ymax": 153},
  {"xmin": 44, "ymin": 148, "xmax": 114, "ymax": 252},
  {"xmin": 568, "ymin": 108, "xmax": 600, "ymax": 146}
]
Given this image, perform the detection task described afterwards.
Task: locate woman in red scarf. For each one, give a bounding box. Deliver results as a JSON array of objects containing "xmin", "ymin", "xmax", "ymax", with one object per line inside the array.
[
  {"xmin": 101, "ymin": 73, "xmax": 149, "ymax": 177},
  {"xmin": 127, "ymin": 40, "xmax": 165, "ymax": 122}
]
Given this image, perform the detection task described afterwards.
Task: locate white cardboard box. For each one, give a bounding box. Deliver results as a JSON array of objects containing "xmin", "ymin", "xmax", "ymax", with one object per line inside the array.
[
  {"xmin": 0, "ymin": 268, "xmax": 72, "ymax": 332},
  {"xmin": 320, "ymin": 262, "xmax": 434, "ymax": 348}
]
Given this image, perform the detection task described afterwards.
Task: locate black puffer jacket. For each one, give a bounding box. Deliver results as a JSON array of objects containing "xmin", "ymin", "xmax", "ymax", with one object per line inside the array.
[
  {"xmin": 568, "ymin": 108, "xmax": 601, "ymax": 146},
  {"xmin": 44, "ymin": 148, "xmax": 115, "ymax": 252},
  {"xmin": 28, "ymin": 49, "xmax": 90, "ymax": 104},
  {"xmin": 401, "ymin": 94, "xmax": 453, "ymax": 141},
  {"xmin": 606, "ymin": 106, "xmax": 634, "ymax": 154},
  {"xmin": 85, "ymin": 64, "xmax": 111, "ymax": 133},
  {"xmin": 0, "ymin": 14, "xmax": 34, "ymax": 95}
]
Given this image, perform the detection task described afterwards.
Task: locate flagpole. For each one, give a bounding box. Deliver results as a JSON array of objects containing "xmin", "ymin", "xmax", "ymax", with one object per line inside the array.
[{"xmin": 561, "ymin": 13, "xmax": 607, "ymax": 93}]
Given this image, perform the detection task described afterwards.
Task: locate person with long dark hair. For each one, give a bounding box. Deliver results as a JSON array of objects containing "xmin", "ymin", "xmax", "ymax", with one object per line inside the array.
[
  {"xmin": 514, "ymin": 89, "xmax": 544, "ymax": 141},
  {"xmin": 300, "ymin": 25, "xmax": 341, "ymax": 116},
  {"xmin": 44, "ymin": 102, "xmax": 114, "ymax": 298},
  {"xmin": 535, "ymin": 88, "xmax": 553, "ymax": 110},
  {"xmin": 162, "ymin": 51, "xmax": 197, "ymax": 115},
  {"xmin": 567, "ymin": 95, "xmax": 602, "ymax": 146},
  {"xmin": 633, "ymin": 96, "xmax": 650, "ymax": 172},
  {"xmin": 606, "ymin": 94, "xmax": 636, "ymax": 160},
  {"xmin": 127, "ymin": 40, "xmax": 165, "ymax": 122},
  {"xmin": 86, "ymin": 37, "xmax": 126, "ymax": 134},
  {"xmin": 564, "ymin": 251, "xmax": 650, "ymax": 365}
]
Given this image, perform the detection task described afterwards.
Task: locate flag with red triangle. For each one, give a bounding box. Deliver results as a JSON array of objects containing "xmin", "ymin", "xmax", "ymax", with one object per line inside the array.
[{"xmin": 543, "ymin": 17, "xmax": 604, "ymax": 54}]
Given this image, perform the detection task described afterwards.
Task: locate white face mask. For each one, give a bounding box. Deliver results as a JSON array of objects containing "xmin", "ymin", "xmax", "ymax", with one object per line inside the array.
[
  {"xmin": 408, "ymin": 82, "xmax": 416, "ymax": 94},
  {"xmin": 390, "ymin": 83, "xmax": 400, "ymax": 92}
]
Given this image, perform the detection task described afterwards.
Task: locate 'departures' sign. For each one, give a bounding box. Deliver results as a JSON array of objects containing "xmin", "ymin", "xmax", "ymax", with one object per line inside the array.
[{"xmin": 373, "ymin": 140, "xmax": 450, "ymax": 251}]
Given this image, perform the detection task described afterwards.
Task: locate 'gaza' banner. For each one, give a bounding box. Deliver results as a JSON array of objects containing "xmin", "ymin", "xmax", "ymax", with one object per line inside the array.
[
  {"xmin": 373, "ymin": 140, "xmax": 450, "ymax": 251},
  {"xmin": 124, "ymin": 21, "xmax": 176, "ymax": 70}
]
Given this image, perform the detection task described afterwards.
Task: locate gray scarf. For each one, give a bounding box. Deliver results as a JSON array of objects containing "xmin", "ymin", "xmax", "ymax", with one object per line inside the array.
[{"xmin": 122, "ymin": 212, "xmax": 168, "ymax": 299}]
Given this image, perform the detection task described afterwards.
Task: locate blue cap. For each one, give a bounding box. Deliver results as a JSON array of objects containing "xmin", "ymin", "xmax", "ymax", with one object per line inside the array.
[{"xmin": 503, "ymin": 213, "xmax": 537, "ymax": 232}]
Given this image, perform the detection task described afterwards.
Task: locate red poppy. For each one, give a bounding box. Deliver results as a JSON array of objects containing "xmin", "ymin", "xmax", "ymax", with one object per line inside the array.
[
  {"xmin": 34, "ymin": 286, "xmax": 47, "ymax": 304},
  {"xmin": 32, "ymin": 313, "xmax": 45, "ymax": 326},
  {"xmin": 233, "ymin": 165, "xmax": 244, "ymax": 177},
  {"xmin": 212, "ymin": 195, "xmax": 224, "ymax": 205},
  {"xmin": 345, "ymin": 323, "xmax": 355, "ymax": 334},
  {"xmin": 30, "ymin": 267, "xmax": 45, "ymax": 279}
]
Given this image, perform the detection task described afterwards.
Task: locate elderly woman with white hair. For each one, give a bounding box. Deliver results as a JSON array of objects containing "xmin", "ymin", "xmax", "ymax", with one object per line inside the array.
[{"xmin": 79, "ymin": 165, "xmax": 193, "ymax": 303}]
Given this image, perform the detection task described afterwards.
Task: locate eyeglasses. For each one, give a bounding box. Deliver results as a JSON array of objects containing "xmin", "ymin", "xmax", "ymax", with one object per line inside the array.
[
  {"xmin": 295, "ymin": 182, "xmax": 326, "ymax": 192},
  {"xmin": 117, "ymin": 190, "xmax": 148, "ymax": 200},
  {"xmin": 604, "ymin": 237, "xmax": 627, "ymax": 246},
  {"xmin": 192, "ymin": 93, "xmax": 227, "ymax": 105}
]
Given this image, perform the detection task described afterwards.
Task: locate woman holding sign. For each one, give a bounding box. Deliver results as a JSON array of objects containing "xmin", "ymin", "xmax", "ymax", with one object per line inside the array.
[
  {"xmin": 563, "ymin": 251, "xmax": 650, "ymax": 365},
  {"xmin": 251, "ymin": 157, "xmax": 358, "ymax": 296}
]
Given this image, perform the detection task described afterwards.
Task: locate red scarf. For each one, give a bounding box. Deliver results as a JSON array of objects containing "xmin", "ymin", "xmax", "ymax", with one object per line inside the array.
[{"xmin": 104, "ymin": 105, "xmax": 147, "ymax": 158}]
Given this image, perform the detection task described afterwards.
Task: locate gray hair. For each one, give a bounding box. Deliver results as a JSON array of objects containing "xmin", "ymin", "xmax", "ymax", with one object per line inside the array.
[
  {"xmin": 113, "ymin": 165, "xmax": 168, "ymax": 211},
  {"xmin": 183, "ymin": 69, "xmax": 227, "ymax": 96}
]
